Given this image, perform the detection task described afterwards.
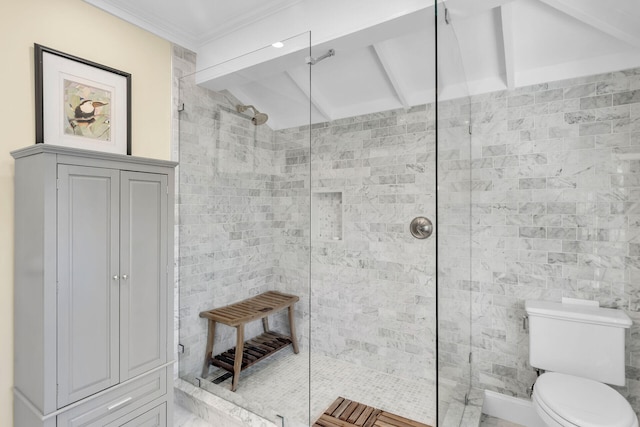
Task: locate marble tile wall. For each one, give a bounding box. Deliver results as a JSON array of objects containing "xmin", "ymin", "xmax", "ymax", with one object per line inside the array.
[
  {"xmin": 301, "ymin": 106, "xmax": 438, "ymax": 385},
  {"xmin": 175, "ymin": 379, "xmax": 278, "ymax": 427},
  {"xmin": 463, "ymin": 68, "xmax": 640, "ymax": 415}
]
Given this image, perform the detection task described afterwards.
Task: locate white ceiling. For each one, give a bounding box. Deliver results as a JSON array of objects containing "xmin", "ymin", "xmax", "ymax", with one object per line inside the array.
[{"xmin": 86, "ymin": 0, "xmax": 640, "ymax": 130}]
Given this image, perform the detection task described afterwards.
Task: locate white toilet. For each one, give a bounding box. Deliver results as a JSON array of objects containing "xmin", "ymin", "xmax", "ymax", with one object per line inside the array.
[{"xmin": 525, "ymin": 300, "xmax": 639, "ymax": 427}]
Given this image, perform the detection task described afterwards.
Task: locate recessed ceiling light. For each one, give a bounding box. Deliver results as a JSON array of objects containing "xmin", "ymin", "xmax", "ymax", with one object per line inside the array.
[{"xmin": 272, "ymin": 42, "xmax": 284, "ymax": 48}]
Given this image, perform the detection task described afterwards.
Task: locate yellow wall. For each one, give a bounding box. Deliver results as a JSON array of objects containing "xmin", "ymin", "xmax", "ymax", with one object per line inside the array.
[{"xmin": 0, "ymin": 0, "xmax": 172, "ymax": 424}]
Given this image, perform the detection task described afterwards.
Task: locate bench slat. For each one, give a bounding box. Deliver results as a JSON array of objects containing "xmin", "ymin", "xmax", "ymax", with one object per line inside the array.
[{"xmin": 199, "ymin": 291, "xmax": 299, "ymax": 326}]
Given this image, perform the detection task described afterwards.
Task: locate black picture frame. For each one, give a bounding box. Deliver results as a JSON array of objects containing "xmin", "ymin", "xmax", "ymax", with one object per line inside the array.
[{"xmin": 34, "ymin": 43, "xmax": 131, "ymax": 155}]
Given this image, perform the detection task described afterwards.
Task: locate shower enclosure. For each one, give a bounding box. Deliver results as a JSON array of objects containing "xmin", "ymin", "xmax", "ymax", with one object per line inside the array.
[{"xmin": 174, "ymin": 2, "xmax": 474, "ymax": 425}]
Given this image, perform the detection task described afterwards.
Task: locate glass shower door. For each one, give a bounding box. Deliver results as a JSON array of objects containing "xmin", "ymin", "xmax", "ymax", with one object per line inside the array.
[
  {"xmin": 436, "ymin": 1, "xmax": 475, "ymax": 425},
  {"xmin": 307, "ymin": 5, "xmax": 440, "ymax": 427},
  {"xmin": 176, "ymin": 32, "xmax": 313, "ymax": 426}
]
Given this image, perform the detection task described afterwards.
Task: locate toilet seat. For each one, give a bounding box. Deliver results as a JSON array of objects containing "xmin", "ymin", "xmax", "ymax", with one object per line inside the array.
[{"xmin": 533, "ymin": 372, "xmax": 638, "ymax": 427}]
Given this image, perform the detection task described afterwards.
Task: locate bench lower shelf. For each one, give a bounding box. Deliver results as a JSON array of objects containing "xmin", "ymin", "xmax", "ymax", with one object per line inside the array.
[{"xmin": 209, "ymin": 331, "xmax": 293, "ymax": 374}]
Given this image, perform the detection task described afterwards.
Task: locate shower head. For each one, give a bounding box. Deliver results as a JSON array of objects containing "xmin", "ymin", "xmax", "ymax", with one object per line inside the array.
[
  {"xmin": 252, "ymin": 112, "xmax": 268, "ymax": 126},
  {"xmin": 236, "ymin": 104, "xmax": 268, "ymax": 126}
]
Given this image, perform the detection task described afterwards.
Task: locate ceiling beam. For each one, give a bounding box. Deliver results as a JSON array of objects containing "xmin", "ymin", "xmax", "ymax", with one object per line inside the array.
[
  {"xmin": 538, "ymin": 0, "xmax": 640, "ymax": 49},
  {"xmin": 285, "ymin": 69, "xmax": 333, "ymax": 122},
  {"xmin": 514, "ymin": 50, "xmax": 640, "ymax": 89},
  {"xmin": 499, "ymin": 3, "xmax": 516, "ymax": 90},
  {"xmin": 372, "ymin": 43, "xmax": 410, "ymax": 109}
]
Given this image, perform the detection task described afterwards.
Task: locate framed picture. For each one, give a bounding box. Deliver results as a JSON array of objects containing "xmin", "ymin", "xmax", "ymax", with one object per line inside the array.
[{"xmin": 35, "ymin": 44, "xmax": 131, "ymax": 155}]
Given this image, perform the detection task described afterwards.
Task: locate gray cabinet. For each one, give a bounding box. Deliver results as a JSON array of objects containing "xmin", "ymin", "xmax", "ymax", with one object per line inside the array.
[{"xmin": 12, "ymin": 146, "xmax": 176, "ymax": 427}]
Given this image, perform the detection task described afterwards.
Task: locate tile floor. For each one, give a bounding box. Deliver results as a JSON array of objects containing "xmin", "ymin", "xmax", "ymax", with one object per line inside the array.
[
  {"xmin": 174, "ymin": 404, "xmax": 214, "ymax": 426},
  {"xmin": 180, "ymin": 348, "xmax": 436, "ymax": 427},
  {"xmin": 479, "ymin": 414, "xmax": 525, "ymax": 427},
  {"xmin": 174, "ymin": 348, "xmax": 527, "ymax": 427},
  {"xmin": 174, "ymin": 408, "xmax": 521, "ymax": 427}
]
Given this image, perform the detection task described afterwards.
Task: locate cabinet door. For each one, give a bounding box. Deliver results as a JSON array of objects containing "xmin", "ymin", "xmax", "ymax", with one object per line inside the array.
[
  {"xmin": 57, "ymin": 165, "xmax": 120, "ymax": 407},
  {"xmin": 119, "ymin": 172, "xmax": 168, "ymax": 380}
]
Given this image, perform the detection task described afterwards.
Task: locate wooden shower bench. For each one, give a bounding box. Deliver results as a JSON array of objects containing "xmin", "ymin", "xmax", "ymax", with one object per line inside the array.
[{"xmin": 199, "ymin": 291, "xmax": 300, "ymax": 391}]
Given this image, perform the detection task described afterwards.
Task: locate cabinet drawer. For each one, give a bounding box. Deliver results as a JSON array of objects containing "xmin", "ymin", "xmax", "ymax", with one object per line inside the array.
[
  {"xmin": 57, "ymin": 370, "xmax": 166, "ymax": 427},
  {"xmin": 109, "ymin": 402, "xmax": 166, "ymax": 427}
]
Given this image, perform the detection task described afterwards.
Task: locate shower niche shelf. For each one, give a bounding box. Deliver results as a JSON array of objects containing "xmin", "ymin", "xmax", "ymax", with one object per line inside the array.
[{"xmin": 312, "ymin": 190, "xmax": 343, "ymax": 242}]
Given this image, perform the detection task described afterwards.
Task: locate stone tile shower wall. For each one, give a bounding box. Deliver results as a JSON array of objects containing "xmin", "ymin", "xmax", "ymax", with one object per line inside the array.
[
  {"xmin": 465, "ymin": 68, "xmax": 640, "ymax": 415},
  {"xmin": 262, "ymin": 109, "xmax": 441, "ymax": 386},
  {"xmin": 302, "ymin": 107, "xmax": 438, "ymax": 385}
]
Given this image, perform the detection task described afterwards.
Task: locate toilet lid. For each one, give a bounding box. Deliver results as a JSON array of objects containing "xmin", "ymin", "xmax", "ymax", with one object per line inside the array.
[{"xmin": 534, "ymin": 373, "xmax": 637, "ymax": 427}]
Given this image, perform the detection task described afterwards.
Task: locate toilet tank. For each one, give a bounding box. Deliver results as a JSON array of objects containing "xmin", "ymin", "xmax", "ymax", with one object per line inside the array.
[{"xmin": 525, "ymin": 300, "xmax": 632, "ymax": 386}]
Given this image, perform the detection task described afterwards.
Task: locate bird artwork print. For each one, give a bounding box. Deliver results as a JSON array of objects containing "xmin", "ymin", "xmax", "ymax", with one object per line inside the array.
[{"xmin": 64, "ymin": 80, "xmax": 112, "ymax": 141}]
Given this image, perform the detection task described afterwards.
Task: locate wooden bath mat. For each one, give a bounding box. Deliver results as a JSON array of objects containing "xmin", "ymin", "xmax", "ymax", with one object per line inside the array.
[{"xmin": 314, "ymin": 397, "xmax": 432, "ymax": 427}]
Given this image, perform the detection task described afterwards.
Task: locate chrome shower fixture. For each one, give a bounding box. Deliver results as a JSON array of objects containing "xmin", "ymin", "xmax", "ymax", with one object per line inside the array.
[{"xmin": 236, "ymin": 104, "xmax": 268, "ymax": 125}]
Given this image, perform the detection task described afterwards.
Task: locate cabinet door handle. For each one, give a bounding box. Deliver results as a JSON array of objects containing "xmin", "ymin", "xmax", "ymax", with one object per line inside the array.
[
  {"xmin": 122, "ymin": 274, "xmax": 128, "ymax": 280},
  {"xmin": 107, "ymin": 396, "xmax": 132, "ymax": 411},
  {"xmin": 113, "ymin": 275, "xmax": 119, "ymax": 281}
]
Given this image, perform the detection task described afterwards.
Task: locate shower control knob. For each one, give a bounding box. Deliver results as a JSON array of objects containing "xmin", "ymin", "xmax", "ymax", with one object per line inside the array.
[{"xmin": 410, "ymin": 217, "xmax": 433, "ymax": 239}]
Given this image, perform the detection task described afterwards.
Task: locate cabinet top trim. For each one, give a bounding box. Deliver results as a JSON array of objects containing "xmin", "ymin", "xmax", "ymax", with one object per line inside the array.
[{"xmin": 11, "ymin": 145, "xmax": 177, "ymax": 169}]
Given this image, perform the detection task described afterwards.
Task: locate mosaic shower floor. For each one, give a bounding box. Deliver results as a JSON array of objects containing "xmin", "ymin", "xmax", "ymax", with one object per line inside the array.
[{"xmin": 195, "ymin": 348, "xmax": 436, "ymax": 427}]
